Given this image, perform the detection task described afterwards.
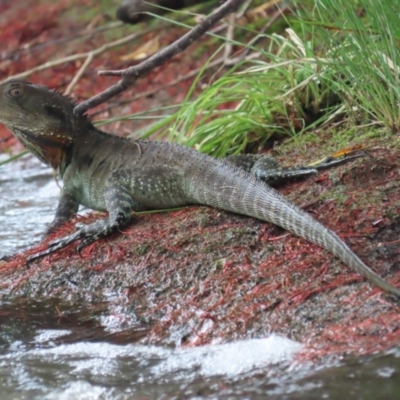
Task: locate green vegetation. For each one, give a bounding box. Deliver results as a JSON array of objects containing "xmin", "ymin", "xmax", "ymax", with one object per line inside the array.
[
  {"xmin": 0, "ymin": 150, "xmax": 29, "ymax": 167},
  {"xmin": 301, "ymin": 0, "xmax": 400, "ymax": 131},
  {"xmin": 128, "ymin": 0, "xmax": 400, "ymax": 158}
]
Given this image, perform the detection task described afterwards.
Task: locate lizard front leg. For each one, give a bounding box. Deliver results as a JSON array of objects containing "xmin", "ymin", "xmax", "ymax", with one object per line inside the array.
[
  {"xmin": 45, "ymin": 187, "xmax": 79, "ymax": 235},
  {"xmin": 27, "ymin": 179, "xmax": 141, "ymax": 265}
]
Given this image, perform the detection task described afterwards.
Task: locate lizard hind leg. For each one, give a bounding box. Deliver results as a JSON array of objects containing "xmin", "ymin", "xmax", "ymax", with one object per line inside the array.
[
  {"xmin": 251, "ymin": 159, "xmax": 317, "ymax": 184},
  {"xmin": 251, "ymin": 150, "xmax": 365, "ymax": 184},
  {"xmin": 223, "ymin": 154, "xmax": 318, "ymax": 184},
  {"xmin": 225, "ymin": 151, "xmax": 365, "ymax": 185}
]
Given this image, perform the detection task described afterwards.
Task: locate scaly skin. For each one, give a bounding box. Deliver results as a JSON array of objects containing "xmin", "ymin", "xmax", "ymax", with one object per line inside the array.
[{"xmin": 0, "ymin": 80, "xmax": 399, "ymax": 296}]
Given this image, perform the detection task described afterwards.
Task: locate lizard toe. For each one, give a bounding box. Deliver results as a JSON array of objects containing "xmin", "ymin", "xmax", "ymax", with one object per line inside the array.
[{"xmin": 76, "ymin": 235, "xmax": 97, "ymax": 256}]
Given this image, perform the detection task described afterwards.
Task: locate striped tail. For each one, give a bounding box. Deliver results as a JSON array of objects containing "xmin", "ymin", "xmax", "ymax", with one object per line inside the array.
[{"xmin": 189, "ymin": 162, "xmax": 400, "ymax": 296}]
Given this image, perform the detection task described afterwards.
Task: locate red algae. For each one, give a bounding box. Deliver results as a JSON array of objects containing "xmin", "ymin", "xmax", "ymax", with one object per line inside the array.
[{"xmin": 1, "ymin": 147, "xmax": 400, "ymax": 361}]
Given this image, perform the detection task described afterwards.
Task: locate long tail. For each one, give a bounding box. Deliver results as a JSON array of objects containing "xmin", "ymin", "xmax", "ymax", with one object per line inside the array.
[{"xmin": 189, "ymin": 162, "xmax": 400, "ymax": 296}]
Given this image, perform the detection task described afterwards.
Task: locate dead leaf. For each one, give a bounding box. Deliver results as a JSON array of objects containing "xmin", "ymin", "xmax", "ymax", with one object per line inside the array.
[{"xmin": 120, "ymin": 36, "xmax": 160, "ymax": 61}]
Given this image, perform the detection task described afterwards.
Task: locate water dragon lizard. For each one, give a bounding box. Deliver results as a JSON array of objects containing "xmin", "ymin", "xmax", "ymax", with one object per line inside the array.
[{"xmin": 0, "ymin": 80, "xmax": 399, "ymax": 296}]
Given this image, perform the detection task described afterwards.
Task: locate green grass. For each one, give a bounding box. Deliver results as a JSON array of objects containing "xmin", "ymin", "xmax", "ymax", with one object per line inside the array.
[
  {"xmin": 138, "ymin": 25, "xmax": 341, "ymax": 157},
  {"xmin": 131, "ymin": 0, "xmax": 400, "ymax": 158},
  {"xmin": 0, "ymin": 150, "xmax": 29, "ymax": 167},
  {"xmin": 298, "ymin": 0, "xmax": 400, "ymax": 131}
]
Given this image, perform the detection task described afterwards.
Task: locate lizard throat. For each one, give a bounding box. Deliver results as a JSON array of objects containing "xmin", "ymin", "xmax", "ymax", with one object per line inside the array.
[{"xmin": 14, "ymin": 128, "xmax": 72, "ymax": 170}]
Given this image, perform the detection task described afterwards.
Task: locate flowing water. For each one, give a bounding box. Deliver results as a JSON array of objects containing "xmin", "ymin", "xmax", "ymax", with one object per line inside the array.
[
  {"xmin": 0, "ymin": 154, "xmax": 58, "ymax": 258},
  {"xmin": 0, "ymin": 155, "xmax": 400, "ymax": 399}
]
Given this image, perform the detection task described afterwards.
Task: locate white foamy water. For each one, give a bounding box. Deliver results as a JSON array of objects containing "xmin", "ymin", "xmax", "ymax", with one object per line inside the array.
[{"xmin": 0, "ymin": 332, "xmax": 302, "ymax": 400}]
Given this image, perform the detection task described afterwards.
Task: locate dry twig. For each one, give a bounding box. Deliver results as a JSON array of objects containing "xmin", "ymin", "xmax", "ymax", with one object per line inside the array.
[
  {"xmin": 74, "ymin": 0, "xmax": 244, "ymax": 115},
  {"xmin": 1, "ymin": 22, "xmax": 176, "ymax": 85},
  {"xmin": 65, "ymin": 53, "xmax": 94, "ymax": 95},
  {"xmin": 0, "ymin": 21, "xmax": 123, "ymax": 63},
  {"xmin": 93, "ymin": 50, "xmax": 261, "ymax": 118}
]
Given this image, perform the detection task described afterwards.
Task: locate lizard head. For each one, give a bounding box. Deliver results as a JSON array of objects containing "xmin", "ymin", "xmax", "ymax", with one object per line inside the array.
[{"xmin": 0, "ymin": 80, "xmax": 83, "ymax": 170}]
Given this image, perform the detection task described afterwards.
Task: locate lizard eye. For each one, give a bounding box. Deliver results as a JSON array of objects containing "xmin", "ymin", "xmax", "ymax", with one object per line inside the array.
[{"xmin": 8, "ymin": 87, "xmax": 22, "ymax": 97}]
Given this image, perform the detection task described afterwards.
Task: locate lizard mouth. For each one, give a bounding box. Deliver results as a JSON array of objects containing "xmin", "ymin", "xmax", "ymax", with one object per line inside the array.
[{"xmin": 15, "ymin": 128, "xmax": 72, "ymax": 169}]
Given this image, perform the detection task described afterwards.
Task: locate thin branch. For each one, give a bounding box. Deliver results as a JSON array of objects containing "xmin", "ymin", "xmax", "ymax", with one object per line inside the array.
[
  {"xmin": 64, "ymin": 52, "xmax": 94, "ymax": 95},
  {"xmin": 92, "ymin": 51, "xmax": 261, "ymax": 118},
  {"xmin": 0, "ymin": 22, "xmax": 174, "ymax": 84},
  {"xmin": 236, "ymin": 0, "xmax": 253, "ymax": 18},
  {"xmin": 92, "ymin": 56, "xmax": 226, "ymax": 117},
  {"xmin": 0, "ymin": 31, "xmax": 140, "ymax": 84},
  {"xmin": 223, "ymin": 13, "xmax": 236, "ymax": 62},
  {"xmin": 1, "ymin": 3, "xmax": 225, "ymax": 85},
  {"xmin": 224, "ymin": 5, "xmax": 287, "ymax": 66},
  {"xmin": 91, "ymin": 1, "xmax": 284, "ymax": 115},
  {"xmin": 74, "ymin": 0, "xmax": 245, "ymax": 116},
  {"xmin": 0, "ymin": 21, "xmax": 123, "ymax": 63}
]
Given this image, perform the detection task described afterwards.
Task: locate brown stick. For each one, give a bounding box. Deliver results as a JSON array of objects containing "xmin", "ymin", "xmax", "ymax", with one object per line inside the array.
[
  {"xmin": 74, "ymin": 0, "xmax": 244, "ymax": 116},
  {"xmin": 92, "ymin": 51, "xmax": 261, "ymax": 117},
  {"xmin": 0, "ymin": 26, "xmax": 159, "ymax": 84}
]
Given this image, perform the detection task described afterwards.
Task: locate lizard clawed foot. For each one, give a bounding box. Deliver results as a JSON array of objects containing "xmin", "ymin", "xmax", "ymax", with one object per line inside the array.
[
  {"xmin": 306, "ymin": 151, "xmax": 367, "ymax": 170},
  {"xmin": 26, "ymin": 223, "xmax": 109, "ymax": 267},
  {"xmin": 26, "ymin": 230, "xmax": 83, "ymax": 268},
  {"xmin": 76, "ymin": 236, "xmax": 98, "ymax": 257}
]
